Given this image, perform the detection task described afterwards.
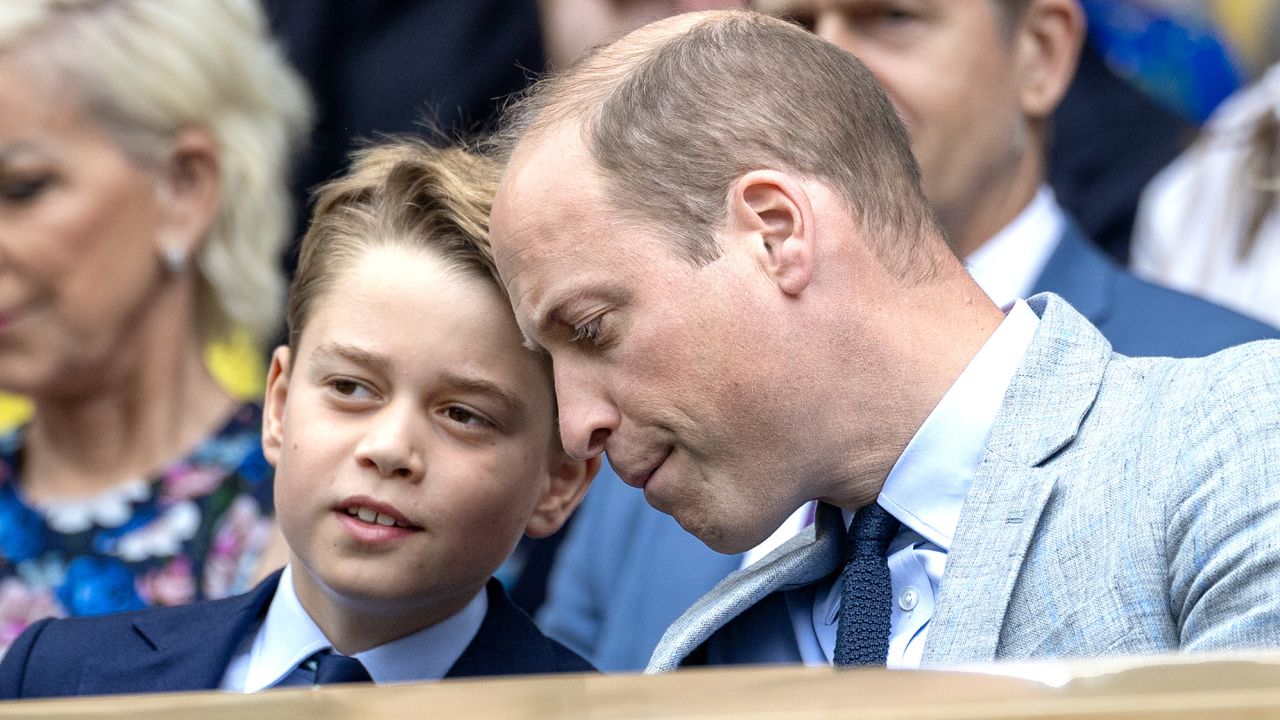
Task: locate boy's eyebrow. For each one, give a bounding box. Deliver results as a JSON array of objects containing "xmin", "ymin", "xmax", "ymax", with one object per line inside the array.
[
  {"xmin": 309, "ymin": 342, "xmax": 393, "ymax": 377},
  {"xmin": 437, "ymin": 372, "xmax": 525, "ymax": 417}
]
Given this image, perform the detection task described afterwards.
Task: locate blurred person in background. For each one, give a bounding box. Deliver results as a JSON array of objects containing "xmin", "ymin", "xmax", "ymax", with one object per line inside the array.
[
  {"xmin": 1132, "ymin": 62, "xmax": 1280, "ymax": 329},
  {"xmin": 539, "ymin": 0, "xmax": 745, "ymax": 69},
  {"xmin": 0, "ymin": 0, "xmax": 311, "ymax": 656},
  {"xmin": 536, "ymin": 0, "xmax": 1279, "ymax": 671},
  {"xmin": 263, "ymin": 0, "xmax": 546, "ymax": 277}
]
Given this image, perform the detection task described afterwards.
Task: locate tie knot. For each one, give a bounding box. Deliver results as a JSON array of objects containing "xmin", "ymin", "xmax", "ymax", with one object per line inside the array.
[
  {"xmin": 312, "ymin": 649, "xmax": 373, "ymax": 685},
  {"xmin": 846, "ymin": 503, "xmax": 899, "ymax": 557}
]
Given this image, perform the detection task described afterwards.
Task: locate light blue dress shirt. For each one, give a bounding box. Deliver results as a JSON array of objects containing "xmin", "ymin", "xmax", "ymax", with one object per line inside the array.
[
  {"xmin": 220, "ymin": 565, "xmax": 488, "ymax": 691},
  {"xmin": 791, "ymin": 300, "xmax": 1040, "ymax": 669}
]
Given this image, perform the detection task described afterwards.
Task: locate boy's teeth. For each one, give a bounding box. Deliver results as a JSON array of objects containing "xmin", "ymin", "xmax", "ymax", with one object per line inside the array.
[{"xmin": 346, "ymin": 506, "xmax": 406, "ymax": 527}]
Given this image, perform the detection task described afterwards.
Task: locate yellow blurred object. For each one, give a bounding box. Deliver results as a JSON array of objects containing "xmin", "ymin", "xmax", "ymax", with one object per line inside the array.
[
  {"xmin": 1212, "ymin": 0, "xmax": 1280, "ymax": 77},
  {"xmin": 0, "ymin": 328, "xmax": 266, "ymax": 434},
  {"xmin": 204, "ymin": 326, "xmax": 267, "ymax": 402}
]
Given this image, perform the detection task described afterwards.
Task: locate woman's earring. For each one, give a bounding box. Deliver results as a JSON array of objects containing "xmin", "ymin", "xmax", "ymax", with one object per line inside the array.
[{"xmin": 162, "ymin": 246, "xmax": 187, "ymax": 274}]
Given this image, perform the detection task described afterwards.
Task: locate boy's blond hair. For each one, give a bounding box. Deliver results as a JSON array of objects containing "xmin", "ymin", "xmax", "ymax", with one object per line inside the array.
[{"xmin": 288, "ymin": 138, "xmax": 501, "ymax": 348}]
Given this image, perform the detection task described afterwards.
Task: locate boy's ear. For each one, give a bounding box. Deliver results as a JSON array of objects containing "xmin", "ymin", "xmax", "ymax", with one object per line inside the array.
[
  {"xmin": 262, "ymin": 346, "xmax": 292, "ymax": 467},
  {"xmin": 524, "ymin": 453, "xmax": 601, "ymax": 539}
]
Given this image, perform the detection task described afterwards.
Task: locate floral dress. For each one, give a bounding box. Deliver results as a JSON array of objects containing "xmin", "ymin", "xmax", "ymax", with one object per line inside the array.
[{"xmin": 0, "ymin": 404, "xmax": 274, "ymax": 657}]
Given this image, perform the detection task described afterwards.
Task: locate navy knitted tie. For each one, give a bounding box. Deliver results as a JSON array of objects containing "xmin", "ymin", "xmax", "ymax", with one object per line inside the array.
[
  {"xmin": 276, "ymin": 649, "xmax": 373, "ymax": 687},
  {"xmin": 833, "ymin": 503, "xmax": 900, "ymax": 666}
]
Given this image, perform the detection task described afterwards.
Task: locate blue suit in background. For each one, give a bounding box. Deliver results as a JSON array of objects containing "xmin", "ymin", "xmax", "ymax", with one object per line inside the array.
[{"xmin": 535, "ymin": 220, "xmax": 1280, "ymax": 672}]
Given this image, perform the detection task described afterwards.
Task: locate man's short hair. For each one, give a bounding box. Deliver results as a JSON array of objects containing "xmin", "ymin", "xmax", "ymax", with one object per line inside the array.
[{"xmin": 498, "ymin": 11, "xmax": 943, "ymax": 280}]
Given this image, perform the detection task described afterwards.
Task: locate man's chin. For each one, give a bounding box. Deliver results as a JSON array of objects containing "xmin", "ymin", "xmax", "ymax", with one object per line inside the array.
[{"xmin": 669, "ymin": 509, "xmax": 769, "ymax": 556}]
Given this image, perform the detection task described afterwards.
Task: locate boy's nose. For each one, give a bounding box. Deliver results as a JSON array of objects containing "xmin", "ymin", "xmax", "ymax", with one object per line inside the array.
[{"xmin": 354, "ymin": 405, "xmax": 425, "ymax": 481}]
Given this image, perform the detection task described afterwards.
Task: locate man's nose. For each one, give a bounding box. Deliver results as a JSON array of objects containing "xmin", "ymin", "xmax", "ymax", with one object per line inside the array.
[
  {"xmin": 554, "ymin": 359, "xmax": 619, "ymax": 460},
  {"xmin": 353, "ymin": 402, "xmax": 425, "ymax": 481}
]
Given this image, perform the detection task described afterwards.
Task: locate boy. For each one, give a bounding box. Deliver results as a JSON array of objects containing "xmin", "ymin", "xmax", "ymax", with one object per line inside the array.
[{"xmin": 0, "ymin": 140, "xmax": 598, "ymax": 697}]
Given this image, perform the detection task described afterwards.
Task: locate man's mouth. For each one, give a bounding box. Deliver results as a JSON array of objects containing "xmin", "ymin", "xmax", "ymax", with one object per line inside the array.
[{"xmin": 620, "ymin": 447, "xmax": 672, "ymax": 490}]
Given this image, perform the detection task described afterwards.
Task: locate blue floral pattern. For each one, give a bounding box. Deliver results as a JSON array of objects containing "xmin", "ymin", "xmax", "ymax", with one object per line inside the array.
[{"xmin": 0, "ymin": 405, "xmax": 274, "ymax": 656}]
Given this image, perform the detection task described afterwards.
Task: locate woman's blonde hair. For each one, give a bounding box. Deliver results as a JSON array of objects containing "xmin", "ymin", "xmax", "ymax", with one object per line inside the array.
[
  {"xmin": 288, "ymin": 137, "xmax": 501, "ymax": 348},
  {"xmin": 0, "ymin": 0, "xmax": 313, "ymax": 345}
]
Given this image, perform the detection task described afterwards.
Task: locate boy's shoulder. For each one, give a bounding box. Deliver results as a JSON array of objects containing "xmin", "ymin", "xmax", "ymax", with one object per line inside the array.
[
  {"xmin": 449, "ymin": 578, "xmax": 594, "ymax": 678},
  {"xmin": 0, "ymin": 571, "xmax": 280, "ymax": 699}
]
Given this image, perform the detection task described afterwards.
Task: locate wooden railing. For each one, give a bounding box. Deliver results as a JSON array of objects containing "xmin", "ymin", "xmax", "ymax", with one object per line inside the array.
[{"xmin": 6, "ymin": 651, "xmax": 1280, "ymax": 718}]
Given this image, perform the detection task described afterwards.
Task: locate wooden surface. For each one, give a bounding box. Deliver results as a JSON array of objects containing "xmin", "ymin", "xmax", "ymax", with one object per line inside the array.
[{"xmin": 6, "ymin": 652, "xmax": 1280, "ymax": 719}]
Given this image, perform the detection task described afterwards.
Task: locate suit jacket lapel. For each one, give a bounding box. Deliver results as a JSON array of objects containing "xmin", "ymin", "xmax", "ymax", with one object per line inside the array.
[
  {"xmin": 78, "ymin": 571, "xmax": 281, "ymax": 695},
  {"xmin": 923, "ymin": 294, "xmax": 1112, "ymax": 665},
  {"xmin": 446, "ymin": 579, "xmax": 591, "ymax": 678},
  {"xmin": 646, "ymin": 503, "xmax": 844, "ymax": 672},
  {"xmin": 1032, "ymin": 220, "xmax": 1118, "ymax": 328}
]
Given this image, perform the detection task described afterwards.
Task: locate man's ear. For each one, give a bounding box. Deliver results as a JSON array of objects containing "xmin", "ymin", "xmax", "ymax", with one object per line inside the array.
[
  {"xmin": 262, "ymin": 346, "xmax": 292, "ymax": 467},
  {"xmin": 155, "ymin": 126, "xmax": 221, "ymax": 267},
  {"xmin": 726, "ymin": 169, "xmax": 815, "ymax": 296},
  {"xmin": 1014, "ymin": 0, "xmax": 1085, "ymax": 120},
  {"xmin": 524, "ymin": 453, "xmax": 601, "ymax": 538}
]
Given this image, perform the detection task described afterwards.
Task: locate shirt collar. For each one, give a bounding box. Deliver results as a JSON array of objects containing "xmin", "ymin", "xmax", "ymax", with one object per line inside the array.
[
  {"xmin": 870, "ymin": 299, "xmax": 1040, "ymax": 549},
  {"xmin": 241, "ymin": 565, "xmax": 488, "ymax": 691},
  {"xmin": 965, "ymin": 185, "xmax": 1066, "ymax": 307}
]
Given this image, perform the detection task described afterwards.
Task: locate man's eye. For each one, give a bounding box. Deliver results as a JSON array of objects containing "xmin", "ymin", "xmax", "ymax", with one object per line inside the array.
[
  {"xmin": 570, "ymin": 317, "xmax": 601, "ymax": 344},
  {"xmin": 444, "ymin": 406, "xmax": 492, "ymax": 428}
]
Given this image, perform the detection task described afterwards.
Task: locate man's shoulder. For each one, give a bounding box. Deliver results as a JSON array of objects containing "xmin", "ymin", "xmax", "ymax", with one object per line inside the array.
[
  {"xmin": 1105, "ymin": 271, "xmax": 1280, "ymax": 356},
  {"xmin": 1037, "ymin": 222, "xmax": 1278, "ymax": 358}
]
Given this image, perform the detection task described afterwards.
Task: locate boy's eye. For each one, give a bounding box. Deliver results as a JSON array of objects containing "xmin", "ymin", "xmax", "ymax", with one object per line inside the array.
[
  {"xmin": 443, "ymin": 406, "xmax": 493, "ymax": 428},
  {"xmin": 328, "ymin": 378, "xmax": 374, "ymax": 400},
  {"xmin": 0, "ymin": 175, "xmax": 51, "ymax": 204}
]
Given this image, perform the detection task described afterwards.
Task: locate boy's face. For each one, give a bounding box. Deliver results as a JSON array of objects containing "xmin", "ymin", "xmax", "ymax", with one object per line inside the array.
[{"xmin": 263, "ymin": 245, "xmax": 592, "ymax": 627}]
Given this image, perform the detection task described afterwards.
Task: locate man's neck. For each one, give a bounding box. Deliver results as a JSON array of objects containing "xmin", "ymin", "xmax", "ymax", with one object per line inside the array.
[
  {"xmin": 815, "ymin": 271, "xmax": 1007, "ymax": 512},
  {"xmin": 947, "ymin": 151, "xmax": 1045, "ymax": 260}
]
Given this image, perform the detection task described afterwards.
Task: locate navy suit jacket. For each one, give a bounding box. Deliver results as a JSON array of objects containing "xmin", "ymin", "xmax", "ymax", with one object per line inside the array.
[
  {"xmin": 535, "ymin": 220, "xmax": 1280, "ymax": 671},
  {"xmin": 0, "ymin": 571, "xmax": 591, "ymax": 699}
]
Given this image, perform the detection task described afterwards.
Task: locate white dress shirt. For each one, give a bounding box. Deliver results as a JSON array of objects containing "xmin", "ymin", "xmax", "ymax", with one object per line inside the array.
[
  {"xmin": 220, "ymin": 565, "xmax": 488, "ymax": 691},
  {"xmin": 741, "ymin": 189, "xmax": 1063, "ymax": 573},
  {"xmin": 790, "ymin": 300, "xmax": 1040, "ymax": 669},
  {"xmin": 965, "ymin": 185, "xmax": 1066, "ymax": 308}
]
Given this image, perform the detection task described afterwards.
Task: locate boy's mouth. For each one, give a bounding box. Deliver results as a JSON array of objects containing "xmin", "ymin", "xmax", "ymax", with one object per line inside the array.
[{"xmin": 335, "ymin": 496, "xmax": 422, "ymax": 530}]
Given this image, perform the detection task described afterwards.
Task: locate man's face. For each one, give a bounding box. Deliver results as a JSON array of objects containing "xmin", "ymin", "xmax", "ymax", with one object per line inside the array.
[
  {"xmin": 760, "ymin": 0, "xmax": 1030, "ymax": 245},
  {"xmin": 492, "ymin": 132, "xmax": 820, "ymax": 553}
]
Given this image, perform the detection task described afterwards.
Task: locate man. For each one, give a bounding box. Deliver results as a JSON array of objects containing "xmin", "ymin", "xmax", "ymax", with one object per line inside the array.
[
  {"xmin": 534, "ymin": 0, "xmax": 1279, "ymax": 671},
  {"xmin": 492, "ymin": 10, "xmax": 1280, "ymax": 671}
]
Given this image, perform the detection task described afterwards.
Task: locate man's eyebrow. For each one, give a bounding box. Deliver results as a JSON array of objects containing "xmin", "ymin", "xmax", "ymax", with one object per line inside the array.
[
  {"xmin": 437, "ymin": 371, "xmax": 525, "ymax": 417},
  {"xmin": 309, "ymin": 342, "xmax": 393, "ymax": 376},
  {"xmin": 527, "ymin": 283, "xmax": 631, "ymax": 347}
]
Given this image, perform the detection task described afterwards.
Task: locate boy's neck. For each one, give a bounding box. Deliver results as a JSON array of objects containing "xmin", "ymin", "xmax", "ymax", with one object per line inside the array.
[{"xmin": 287, "ymin": 562, "xmax": 487, "ymax": 656}]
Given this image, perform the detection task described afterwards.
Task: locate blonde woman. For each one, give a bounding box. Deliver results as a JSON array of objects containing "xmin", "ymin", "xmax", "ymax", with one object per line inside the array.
[{"xmin": 0, "ymin": 0, "xmax": 311, "ymax": 655}]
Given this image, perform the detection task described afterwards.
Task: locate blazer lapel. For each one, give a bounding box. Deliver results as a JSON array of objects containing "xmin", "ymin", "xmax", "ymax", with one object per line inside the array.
[
  {"xmin": 78, "ymin": 571, "xmax": 281, "ymax": 695},
  {"xmin": 447, "ymin": 579, "xmax": 591, "ymax": 678},
  {"xmin": 1031, "ymin": 220, "xmax": 1118, "ymax": 328},
  {"xmin": 923, "ymin": 294, "xmax": 1112, "ymax": 665},
  {"xmin": 646, "ymin": 503, "xmax": 844, "ymax": 673}
]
